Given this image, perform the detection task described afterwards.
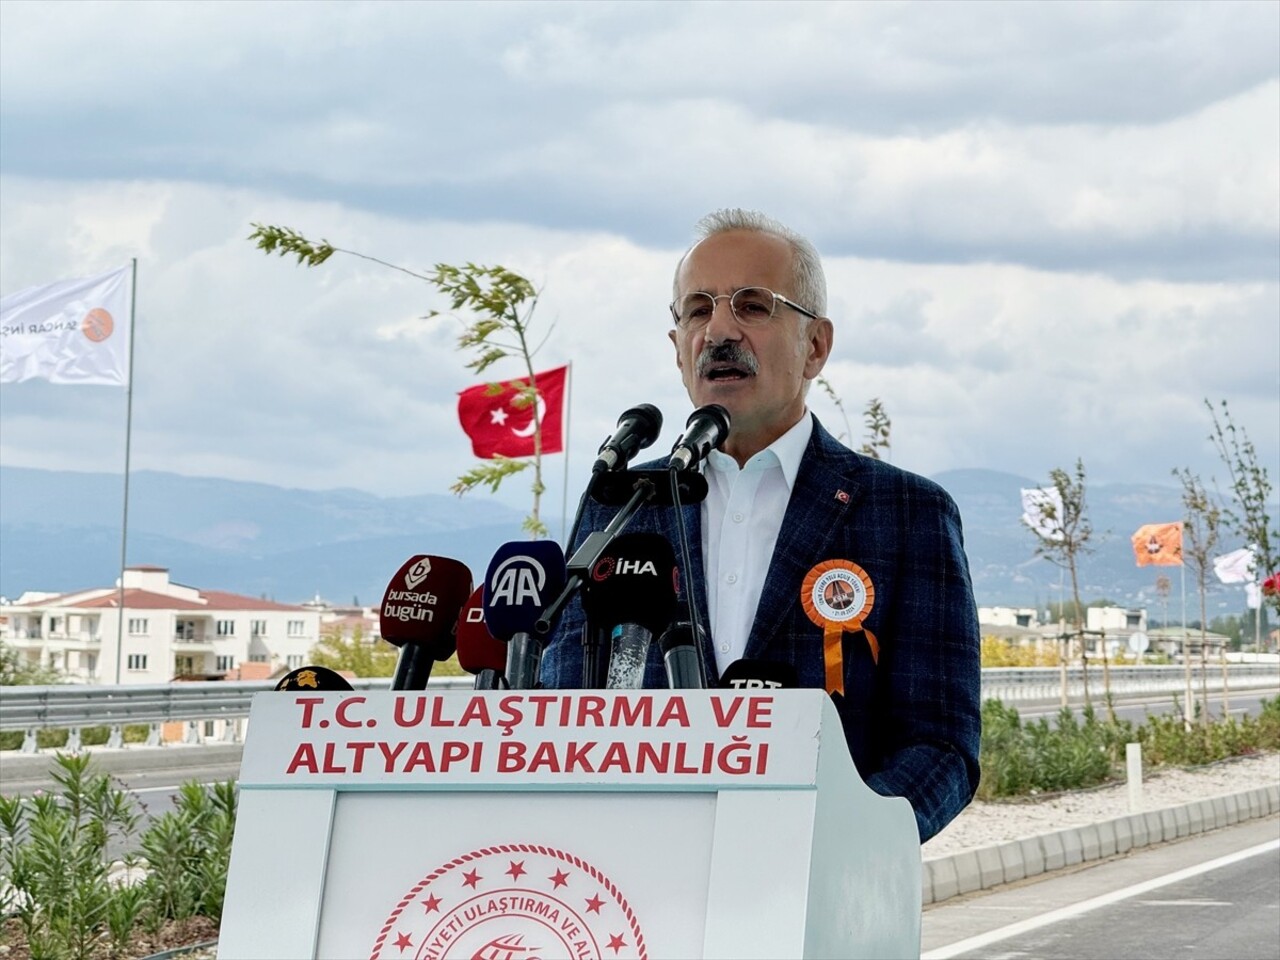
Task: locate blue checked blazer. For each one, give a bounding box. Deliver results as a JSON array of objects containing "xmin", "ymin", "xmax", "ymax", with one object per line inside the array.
[{"xmin": 540, "ymin": 415, "xmax": 981, "ymax": 842}]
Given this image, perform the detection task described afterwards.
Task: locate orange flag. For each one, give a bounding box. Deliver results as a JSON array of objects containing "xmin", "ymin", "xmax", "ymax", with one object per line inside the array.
[{"xmin": 1131, "ymin": 522, "xmax": 1183, "ymax": 567}]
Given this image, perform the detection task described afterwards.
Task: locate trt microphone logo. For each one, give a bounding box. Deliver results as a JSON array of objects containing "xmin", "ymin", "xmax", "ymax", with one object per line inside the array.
[
  {"xmin": 488, "ymin": 555, "xmax": 549, "ymax": 607},
  {"xmin": 724, "ymin": 677, "xmax": 785, "ymax": 689}
]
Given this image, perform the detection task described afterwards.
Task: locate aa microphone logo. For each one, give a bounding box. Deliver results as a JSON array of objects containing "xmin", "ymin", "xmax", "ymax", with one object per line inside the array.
[
  {"xmin": 406, "ymin": 558, "xmax": 432, "ymax": 590},
  {"xmin": 488, "ymin": 556, "xmax": 548, "ymax": 607}
]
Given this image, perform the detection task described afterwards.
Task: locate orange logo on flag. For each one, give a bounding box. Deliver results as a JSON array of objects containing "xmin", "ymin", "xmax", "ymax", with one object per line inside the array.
[
  {"xmin": 1131, "ymin": 522, "xmax": 1183, "ymax": 567},
  {"xmin": 81, "ymin": 308, "xmax": 114, "ymax": 343}
]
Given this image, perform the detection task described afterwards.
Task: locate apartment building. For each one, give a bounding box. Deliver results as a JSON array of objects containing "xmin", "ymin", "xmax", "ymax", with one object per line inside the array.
[{"xmin": 0, "ymin": 565, "xmax": 321, "ymax": 684}]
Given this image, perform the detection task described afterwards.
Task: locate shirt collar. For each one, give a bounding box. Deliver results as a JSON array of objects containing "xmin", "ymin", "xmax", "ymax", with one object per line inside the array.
[{"xmin": 704, "ymin": 410, "xmax": 812, "ymax": 491}]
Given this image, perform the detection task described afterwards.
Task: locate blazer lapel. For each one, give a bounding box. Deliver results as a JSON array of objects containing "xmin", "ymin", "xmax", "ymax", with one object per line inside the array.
[{"xmin": 743, "ymin": 420, "xmax": 862, "ymax": 659}]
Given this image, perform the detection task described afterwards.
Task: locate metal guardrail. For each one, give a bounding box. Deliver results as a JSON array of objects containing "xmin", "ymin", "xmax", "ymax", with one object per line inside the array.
[
  {"xmin": 0, "ymin": 666, "xmax": 1275, "ymax": 753},
  {"xmin": 980, "ymin": 664, "xmax": 1279, "ymax": 703}
]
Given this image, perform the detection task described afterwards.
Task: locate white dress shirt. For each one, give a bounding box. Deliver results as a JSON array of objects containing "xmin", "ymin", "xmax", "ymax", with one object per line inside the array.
[{"xmin": 701, "ymin": 413, "xmax": 813, "ymax": 676}]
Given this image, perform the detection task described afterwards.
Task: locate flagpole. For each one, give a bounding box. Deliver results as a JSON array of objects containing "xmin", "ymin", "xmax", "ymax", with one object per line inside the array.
[
  {"xmin": 560, "ymin": 361, "xmax": 572, "ymax": 546},
  {"xmin": 113, "ymin": 258, "xmax": 138, "ymax": 685},
  {"xmin": 1181, "ymin": 560, "xmax": 1190, "ymax": 729}
]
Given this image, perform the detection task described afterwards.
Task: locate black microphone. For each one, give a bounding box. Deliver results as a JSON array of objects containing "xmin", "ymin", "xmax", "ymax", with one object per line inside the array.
[
  {"xmin": 379, "ymin": 555, "xmax": 473, "ymax": 690},
  {"xmin": 483, "ymin": 540, "xmax": 568, "ymax": 690},
  {"xmin": 669, "ymin": 404, "xmax": 731, "ymax": 471},
  {"xmin": 592, "ymin": 403, "xmax": 664, "ymax": 474},
  {"xmin": 658, "ymin": 621, "xmax": 704, "ymax": 689},
  {"xmin": 718, "ymin": 659, "xmax": 799, "ymax": 690},
  {"xmin": 581, "ymin": 532, "xmax": 679, "ymax": 689}
]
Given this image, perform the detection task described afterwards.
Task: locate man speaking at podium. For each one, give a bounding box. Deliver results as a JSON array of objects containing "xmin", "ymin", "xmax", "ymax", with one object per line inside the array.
[{"xmin": 540, "ymin": 209, "xmax": 981, "ymax": 843}]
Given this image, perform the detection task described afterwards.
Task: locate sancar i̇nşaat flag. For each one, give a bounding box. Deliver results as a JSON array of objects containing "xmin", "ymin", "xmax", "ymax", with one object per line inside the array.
[{"xmin": 457, "ymin": 364, "xmax": 567, "ymax": 458}]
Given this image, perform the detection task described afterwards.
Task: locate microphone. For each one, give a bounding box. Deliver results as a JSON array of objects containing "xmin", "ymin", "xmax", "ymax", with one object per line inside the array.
[
  {"xmin": 669, "ymin": 404, "xmax": 731, "ymax": 471},
  {"xmin": 456, "ymin": 587, "xmax": 508, "ymax": 690},
  {"xmin": 658, "ymin": 622, "xmax": 704, "ymax": 689},
  {"xmin": 379, "ymin": 555, "xmax": 473, "ymax": 690},
  {"xmin": 483, "ymin": 540, "xmax": 568, "ymax": 690},
  {"xmin": 580, "ymin": 532, "xmax": 679, "ymax": 689},
  {"xmin": 274, "ymin": 665, "xmax": 354, "ymax": 691},
  {"xmin": 718, "ymin": 659, "xmax": 799, "ymax": 690},
  {"xmin": 592, "ymin": 403, "xmax": 664, "ymax": 474}
]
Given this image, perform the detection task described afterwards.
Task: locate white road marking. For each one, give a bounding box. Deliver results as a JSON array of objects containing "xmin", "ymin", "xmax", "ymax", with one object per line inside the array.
[{"xmin": 922, "ymin": 839, "xmax": 1280, "ymax": 959}]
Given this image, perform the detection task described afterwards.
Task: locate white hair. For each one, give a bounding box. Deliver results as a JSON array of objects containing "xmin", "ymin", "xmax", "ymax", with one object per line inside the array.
[{"xmin": 673, "ymin": 208, "xmax": 828, "ymax": 318}]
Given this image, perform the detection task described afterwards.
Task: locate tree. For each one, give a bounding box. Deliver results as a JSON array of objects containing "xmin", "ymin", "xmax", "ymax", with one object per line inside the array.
[
  {"xmin": 1174, "ymin": 467, "xmax": 1224, "ymax": 723},
  {"xmin": 1206, "ymin": 399, "xmax": 1279, "ymax": 628},
  {"xmin": 0, "ymin": 640, "xmax": 60, "ymax": 685},
  {"xmin": 308, "ymin": 627, "xmax": 398, "ymax": 678},
  {"xmin": 859, "ymin": 397, "xmax": 892, "ymax": 461},
  {"xmin": 1022, "ymin": 460, "xmax": 1096, "ymax": 707},
  {"xmin": 249, "ymin": 224, "xmax": 556, "ymax": 537},
  {"xmin": 815, "ymin": 377, "xmax": 854, "ymax": 446}
]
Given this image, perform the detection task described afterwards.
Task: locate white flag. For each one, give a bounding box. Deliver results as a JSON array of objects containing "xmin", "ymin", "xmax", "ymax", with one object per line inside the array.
[
  {"xmin": 1020, "ymin": 486, "xmax": 1065, "ymax": 542},
  {"xmin": 1213, "ymin": 546, "xmax": 1256, "ymax": 584},
  {"xmin": 0, "ymin": 265, "xmax": 132, "ymax": 386}
]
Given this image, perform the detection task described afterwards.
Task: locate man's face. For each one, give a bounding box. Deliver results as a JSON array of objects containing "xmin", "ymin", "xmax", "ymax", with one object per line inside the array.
[{"xmin": 669, "ymin": 230, "xmax": 833, "ymax": 459}]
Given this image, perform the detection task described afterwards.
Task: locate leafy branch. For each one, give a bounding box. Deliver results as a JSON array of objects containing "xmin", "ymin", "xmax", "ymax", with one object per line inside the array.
[{"xmin": 249, "ymin": 224, "xmax": 555, "ymax": 537}]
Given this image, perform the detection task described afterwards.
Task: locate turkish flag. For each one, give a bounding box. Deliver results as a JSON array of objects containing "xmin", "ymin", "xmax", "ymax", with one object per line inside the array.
[{"xmin": 457, "ymin": 364, "xmax": 567, "ymax": 458}]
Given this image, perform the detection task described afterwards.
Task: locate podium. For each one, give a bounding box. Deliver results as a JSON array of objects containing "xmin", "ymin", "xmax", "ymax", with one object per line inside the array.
[{"xmin": 218, "ymin": 690, "xmax": 920, "ymax": 959}]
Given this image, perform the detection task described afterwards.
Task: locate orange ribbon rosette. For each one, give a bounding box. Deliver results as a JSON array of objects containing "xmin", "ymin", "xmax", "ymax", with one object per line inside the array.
[{"xmin": 800, "ymin": 560, "xmax": 877, "ymax": 696}]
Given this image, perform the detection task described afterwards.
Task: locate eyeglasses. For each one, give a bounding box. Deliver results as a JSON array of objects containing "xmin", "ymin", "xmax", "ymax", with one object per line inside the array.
[{"xmin": 669, "ymin": 286, "xmax": 820, "ymax": 329}]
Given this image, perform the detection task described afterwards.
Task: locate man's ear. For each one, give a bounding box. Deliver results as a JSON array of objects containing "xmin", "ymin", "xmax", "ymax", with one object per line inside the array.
[
  {"xmin": 669, "ymin": 328, "xmax": 682, "ymax": 370},
  {"xmin": 803, "ymin": 317, "xmax": 834, "ymax": 379}
]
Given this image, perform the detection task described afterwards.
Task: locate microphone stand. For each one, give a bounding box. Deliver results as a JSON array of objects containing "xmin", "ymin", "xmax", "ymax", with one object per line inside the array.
[
  {"xmin": 535, "ymin": 476, "xmax": 657, "ymax": 688},
  {"xmin": 668, "ymin": 465, "xmax": 710, "ymax": 687}
]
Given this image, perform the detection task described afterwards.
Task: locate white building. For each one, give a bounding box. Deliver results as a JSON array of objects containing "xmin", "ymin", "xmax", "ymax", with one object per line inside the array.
[{"xmin": 0, "ymin": 565, "xmax": 322, "ymax": 684}]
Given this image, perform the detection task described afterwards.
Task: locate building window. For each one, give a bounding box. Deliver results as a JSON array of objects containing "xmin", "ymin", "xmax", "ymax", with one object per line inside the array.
[
  {"xmin": 287, "ymin": 620, "xmax": 305, "ymax": 637},
  {"xmin": 216, "ymin": 655, "xmax": 235, "ymax": 671},
  {"xmin": 216, "ymin": 619, "xmax": 236, "ymax": 636},
  {"xmin": 175, "ymin": 620, "xmax": 196, "ymax": 641},
  {"xmin": 1127, "ymin": 613, "xmax": 1141, "ymax": 628},
  {"xmin": 250, "ymin": 620, "xmax": 267, "ymax": 638},
  {"xmin": 128, "ymin": 618, "xmax": 148, "ymax": 634},
  {"xmin": 126, "ymin": 654, "xmax": 148, "ymax": 670},
  {"xmin": 49, "ymin": 617, "xmax": 62, "ymax": 634},
  {"xmin": 248, "ymin": 654, "xmax": 269, "ymax": 663},
  {"xmin": 286, "ymin": 654, "xmax": 304, "ymax": 669}
]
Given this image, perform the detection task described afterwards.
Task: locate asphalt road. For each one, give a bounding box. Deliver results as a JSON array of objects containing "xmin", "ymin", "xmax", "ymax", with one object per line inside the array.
[
  {"xmin": 1018, "ymin": 686, "xmax": 1279, "ymax": 726},
  {"xmin": 922, "ymin": 817, "xmax": 1280, "ymax": 960}
]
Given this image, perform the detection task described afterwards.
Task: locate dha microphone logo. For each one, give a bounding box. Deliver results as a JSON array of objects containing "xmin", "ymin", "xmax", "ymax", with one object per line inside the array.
[
  {"xmin": 405, "ymin": 559, "xmax": 431, "ymax": 590},
  {"xmin": 489, "ymin": 556, "xmax": 547, "ymax": 606}
]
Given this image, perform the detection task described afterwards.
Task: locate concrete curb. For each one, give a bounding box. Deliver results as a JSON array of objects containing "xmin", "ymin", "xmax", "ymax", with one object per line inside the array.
[{"xmin": 922, "ymin": 783, "xmax": 1280, "ymax": 905}]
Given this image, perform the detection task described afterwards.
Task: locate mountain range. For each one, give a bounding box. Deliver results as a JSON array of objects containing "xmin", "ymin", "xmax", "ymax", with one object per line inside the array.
[{"xmin": 0, "ymin": 464, "xmax": 1263, "ymax": 615}]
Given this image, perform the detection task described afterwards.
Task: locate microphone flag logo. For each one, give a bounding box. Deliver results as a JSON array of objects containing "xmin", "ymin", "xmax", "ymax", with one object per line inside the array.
[
  {"xmin": 406, "ymin": 558, "xmax": 432, "ymax": 590},
  {"xmin": 489, "ymin": 555, "xmax": 548, "ymax": 607},
  {"xmin": 370, "ymin": 844, "xmax": 647, "ymax": 960}
]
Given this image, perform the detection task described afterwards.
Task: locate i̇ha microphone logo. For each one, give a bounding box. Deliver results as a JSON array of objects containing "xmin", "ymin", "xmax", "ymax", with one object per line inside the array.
[{"xmin": 371, "ymin": 844, "xmax": 647, "ymax": 960}]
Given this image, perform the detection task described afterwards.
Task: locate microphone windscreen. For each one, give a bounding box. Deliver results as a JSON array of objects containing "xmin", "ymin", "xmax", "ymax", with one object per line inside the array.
[
  {"xmin": 482, "ymin": 540, "xmax": 567, "ymax": 641},
  {"xmin": 456, "ymin": 586, "xmax": 508, "ymax": 674},
  {"xmin": 275, "ymin": 665, "xmax": 354, "ymax": 691},
  {"xmin": 378, "ymin": 555, "xmax": 472, "ymax": 659},
  {"xmin": 718, "ymin": 659, "xmax": 798, "ymax": 689},
  {"xmin": 580, "ymin": 532, "xmax": 679, "ymax": 634}
]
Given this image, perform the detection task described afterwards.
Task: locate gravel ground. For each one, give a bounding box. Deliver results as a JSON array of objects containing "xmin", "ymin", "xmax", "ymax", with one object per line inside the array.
[{"xmin": 923, "ymin": 751, "xmax": 1280, "ymax": 858}]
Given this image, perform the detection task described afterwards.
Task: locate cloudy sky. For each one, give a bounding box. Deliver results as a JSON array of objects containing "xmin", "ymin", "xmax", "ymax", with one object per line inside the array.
[{"xmin": 1, "ymin": 0, "xmax": 1276, "ymax": 524}]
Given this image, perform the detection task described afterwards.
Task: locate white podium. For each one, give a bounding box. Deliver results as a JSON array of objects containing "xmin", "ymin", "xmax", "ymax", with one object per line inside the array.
[{"xmin": 219, "ymin": 690, "xmax": 920, "ymax": 959}]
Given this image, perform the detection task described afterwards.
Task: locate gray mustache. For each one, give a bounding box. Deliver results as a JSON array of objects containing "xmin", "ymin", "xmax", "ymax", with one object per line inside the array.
[{"xmin": 695, "ymin": 342, "xmax": 759, "ymax": 378}]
